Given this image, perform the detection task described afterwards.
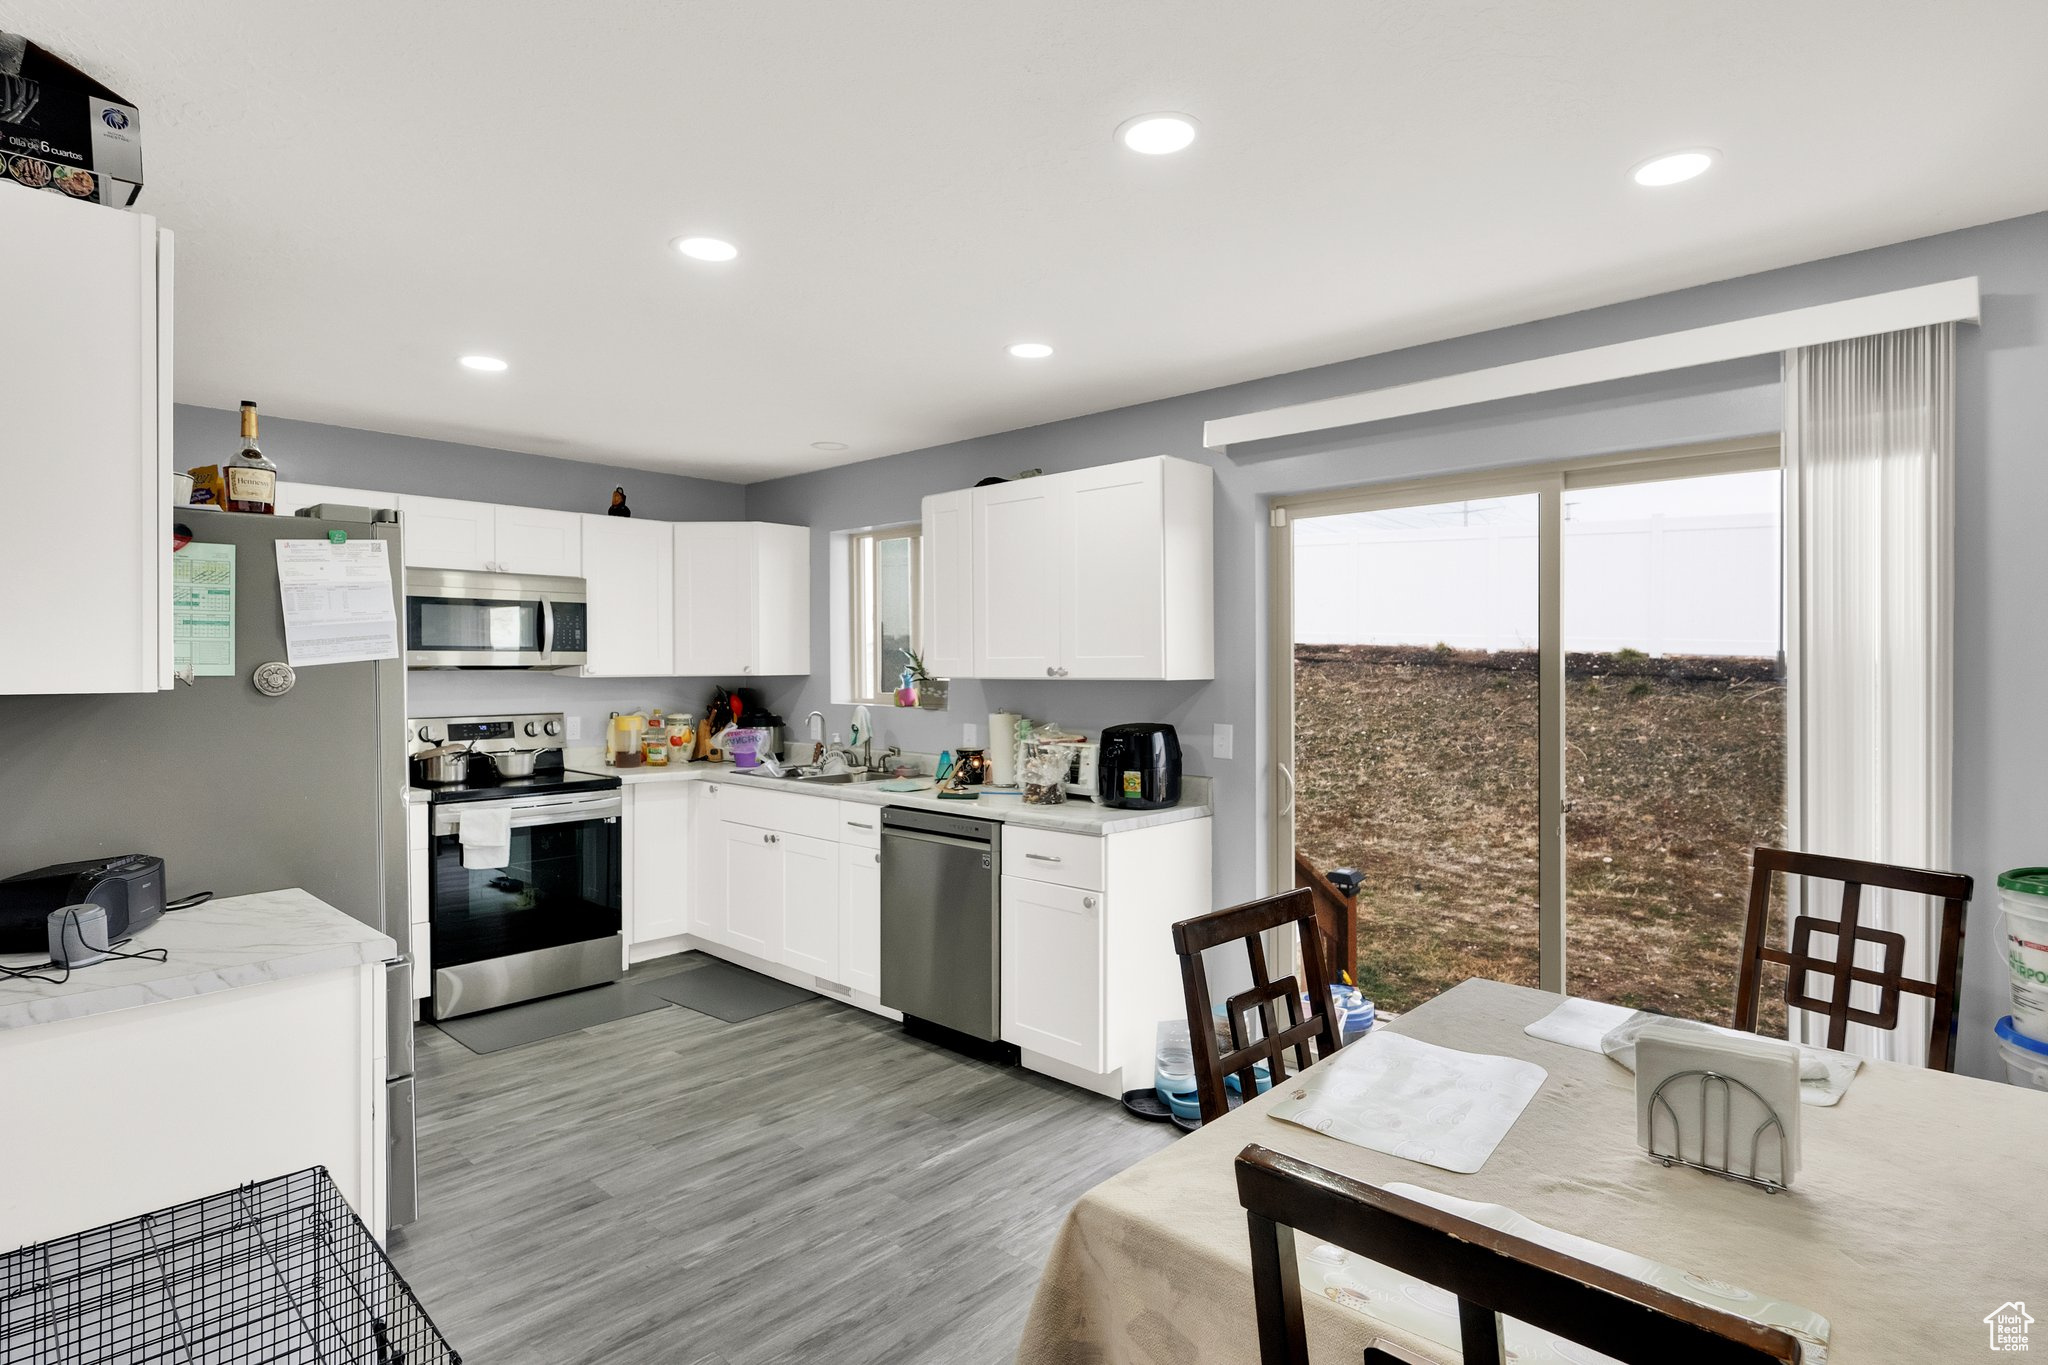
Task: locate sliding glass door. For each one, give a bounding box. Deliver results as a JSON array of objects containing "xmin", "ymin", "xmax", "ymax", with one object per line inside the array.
[
  {"xmin": 1274, "ymin": 440, "xmax": 1783, "ymax": 1015},
  {"xmin": 1561, "ymin": 468, "xmax": 1786, "ymax": 1018},
  {"xmin": 1290, "ymin": 494, "xmax": 1543, "ymax": 1008}
]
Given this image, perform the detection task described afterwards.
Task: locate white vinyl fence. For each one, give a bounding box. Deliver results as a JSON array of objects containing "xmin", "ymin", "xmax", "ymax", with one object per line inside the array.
[{"xmin": 1294, "ymin": 513, "xmax": 1781, "ymax": 657}]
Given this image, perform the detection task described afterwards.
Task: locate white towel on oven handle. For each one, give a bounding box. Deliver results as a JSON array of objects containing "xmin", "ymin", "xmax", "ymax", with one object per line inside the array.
[{"xmin": 457, "ymin": 805, "xmax": 512, "ymax": 870}]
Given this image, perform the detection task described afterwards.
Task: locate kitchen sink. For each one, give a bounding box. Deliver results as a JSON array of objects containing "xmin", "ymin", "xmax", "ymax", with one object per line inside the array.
[{"xmin": 755, "ymin": 769, "xmax": 882, "ymax": 784}]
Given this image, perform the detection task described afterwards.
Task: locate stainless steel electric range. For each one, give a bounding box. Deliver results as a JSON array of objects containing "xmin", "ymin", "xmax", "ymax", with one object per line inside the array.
[{"xmin": 407, "ymin": 712, "xmax": 623, "ymax": 1019}]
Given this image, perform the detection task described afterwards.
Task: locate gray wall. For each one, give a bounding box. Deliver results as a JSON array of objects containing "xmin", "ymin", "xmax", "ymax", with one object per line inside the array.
[
  {"xmin": 172, "ymin": 405, "xmax": 749, "ymax": 740},
  {"xmin": 745, "ymin": 210, "xmax": 2048, "ymax": 1082}
]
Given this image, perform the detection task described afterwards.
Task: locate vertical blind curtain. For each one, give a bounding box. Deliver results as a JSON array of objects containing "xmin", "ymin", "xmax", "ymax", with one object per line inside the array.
[{"xmin": 1782, "ymin": 322, "xmax": 1955, "ymax": 1065}]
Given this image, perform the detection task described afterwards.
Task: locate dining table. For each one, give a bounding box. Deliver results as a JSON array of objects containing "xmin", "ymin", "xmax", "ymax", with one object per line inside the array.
[{"xmin": 1013, "ymin": 977, "xmax": 2048, "ymax": 1363}]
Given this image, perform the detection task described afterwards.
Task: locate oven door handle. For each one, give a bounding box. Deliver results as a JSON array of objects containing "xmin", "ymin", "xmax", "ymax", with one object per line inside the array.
[
  {"xmin": 511, "ymin": 801, "xmax": 620, "ymax": 830},
  {"xmin": 433, "ymin": 796, "xmax": 622, "ymax": 836}
]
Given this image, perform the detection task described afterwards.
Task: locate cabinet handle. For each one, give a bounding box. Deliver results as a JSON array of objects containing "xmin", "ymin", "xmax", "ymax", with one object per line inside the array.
[
  {"xmin": 1082, "ymin": 896, "xmax": 1097, "ymax": 910},
  {"xmin": 1045, "ymin": 667, "xmax": 1056, "ymax": 677},
  {"xmin": 1025, "ymin": 853, "xmax": 1062, "ymax": 863},
  {"xmin": 1057, "ymin": 667, "xmax": 1070, "ymax": 677},
  {"xmin": 847, "ymin": 820, "xmax": 873, "ymax": 829},
  {"xmin": 873, "ymin": 853, "xmax": 880, "ymax": 864},
  {"xmin": 707, "ymin": 784, "xmax": 718, "ymax": 793}
]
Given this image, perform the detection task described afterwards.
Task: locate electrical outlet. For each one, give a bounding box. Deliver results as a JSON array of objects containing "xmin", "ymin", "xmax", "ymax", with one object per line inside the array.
[
  {"xmin": 1213, "ymin": 722, "xmax": 1234, "ymax": 760},
  {"xmin": 567, "ymin": 715, "xmax": 584, "ymax": 742},
  {"xmin": 963, "ymin": 722, "xmax": 980, "ymax": 747}
]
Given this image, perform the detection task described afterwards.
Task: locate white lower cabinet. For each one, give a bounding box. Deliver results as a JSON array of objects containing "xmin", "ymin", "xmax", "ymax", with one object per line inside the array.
[
  {"xmin": 839, "ymin": 843, "xmax": 882, "ymax": 997},
  {"xmin": 779, "ymin": 833, "xmax": 840, "ymax": 980},
  {"xmin": 721, "ymin": 822, "xmax": 784, "ymax": 959},
  {"xmin": 688, "ymin": 781, "xmax": 729, "ymax": 943},
  {"xmin": 626, "ymin": 782, "xmax": 691, "ymax": 945},
  {"xmin": 1000, "ymin": 877, "xmax": 1106, "ymax": 1071}
]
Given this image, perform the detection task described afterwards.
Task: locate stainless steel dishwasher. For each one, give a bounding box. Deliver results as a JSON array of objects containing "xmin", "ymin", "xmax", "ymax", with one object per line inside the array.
[{"xmin": 880, "ymin": 806, "xmax": 1007, "ymax": 1051}]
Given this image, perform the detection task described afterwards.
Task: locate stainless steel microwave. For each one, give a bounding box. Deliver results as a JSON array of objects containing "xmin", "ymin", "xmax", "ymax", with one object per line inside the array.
[{"xmin": 404, "ymin": 568, "xmax": 589, "ymax": 669}]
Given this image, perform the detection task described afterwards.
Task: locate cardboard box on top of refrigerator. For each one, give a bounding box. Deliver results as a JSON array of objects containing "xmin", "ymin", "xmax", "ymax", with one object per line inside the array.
[{"xmin": 0, "ymin": 31, "xmax": 142, "ymax": 207}]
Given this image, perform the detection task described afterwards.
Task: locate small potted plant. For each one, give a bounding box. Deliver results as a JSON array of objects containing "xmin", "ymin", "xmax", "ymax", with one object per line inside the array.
[{"xmin": 897, "ymin": 648, "xmax": 948, "ymax": 710}]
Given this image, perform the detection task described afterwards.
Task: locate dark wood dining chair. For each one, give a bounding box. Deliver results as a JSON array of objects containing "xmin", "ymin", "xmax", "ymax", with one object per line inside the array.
[
  {"xmin": 1171, "ymin": 890, "xmax": 1344, "ymax": 1125},
  {"xmin": 1733, "ymin": 847, "xmax": 1973, "ymax": 1071},
  {"xmin": 1235, "ymin": 1144, "xmax": 1804, "ymax": 1365}
]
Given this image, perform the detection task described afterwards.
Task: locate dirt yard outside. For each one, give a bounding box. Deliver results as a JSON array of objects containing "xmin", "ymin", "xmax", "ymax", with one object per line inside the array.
[{"xmin": 1293, "ymin": 644, "xmax": 1785, "ymax": 1022}]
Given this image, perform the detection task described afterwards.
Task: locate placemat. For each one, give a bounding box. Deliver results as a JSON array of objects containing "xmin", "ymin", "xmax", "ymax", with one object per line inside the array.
[{"xmin": 1266, "ymin": 1030, "xmax": 1546, "ymax": 1173}]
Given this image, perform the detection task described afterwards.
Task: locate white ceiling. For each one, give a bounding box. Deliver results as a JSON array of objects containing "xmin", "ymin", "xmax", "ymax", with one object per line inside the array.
[{"xmin": 9, "ymin": 1, "xmax": 2048, "ymax": 483}]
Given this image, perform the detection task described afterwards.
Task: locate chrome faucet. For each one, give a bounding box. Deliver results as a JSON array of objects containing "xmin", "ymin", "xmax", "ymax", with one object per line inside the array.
[{"xmin": 804, "ymin": 710, "xmax": 827, "ymax": 765}]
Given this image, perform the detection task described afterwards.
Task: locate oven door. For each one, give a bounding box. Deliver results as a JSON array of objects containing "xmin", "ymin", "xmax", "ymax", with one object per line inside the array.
[
  {"xmin": 428, "ymin": 791, "xmax": 622, "ymax": 1017},
  {"xmin": 404, "ymin": 569, "xmax": 588, "ymax": 668}
]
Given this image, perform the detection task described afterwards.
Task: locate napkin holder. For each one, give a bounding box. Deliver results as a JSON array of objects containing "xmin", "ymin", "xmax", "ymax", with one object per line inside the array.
[{"xmin": 1635, "ymin": 1023, "xmax": 1801, "ymax": 1193}]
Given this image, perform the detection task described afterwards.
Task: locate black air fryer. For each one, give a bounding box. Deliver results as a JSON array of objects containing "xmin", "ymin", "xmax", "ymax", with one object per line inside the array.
[{"xmin": 1096, "ymin": 723, "xmax": 1183, "ymax": 809}]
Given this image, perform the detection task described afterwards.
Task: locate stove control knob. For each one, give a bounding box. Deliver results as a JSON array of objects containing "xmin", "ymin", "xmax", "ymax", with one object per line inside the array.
[
  {"xmin": 543, "ymin": 720, "xmax": 563, "ymax": 737},
  {"xmin": 416, "ymin": 725, "xmax": 439, "ymax": 744},
  {"xmin": 524, "ymin": 721, "xmax": 540, "ymax": 736}
]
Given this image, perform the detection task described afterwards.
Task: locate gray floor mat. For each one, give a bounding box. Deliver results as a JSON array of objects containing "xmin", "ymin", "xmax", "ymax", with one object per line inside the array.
[
  {"xmin": 432, "ymin": 980, "xmax": 673, "ymax": 1055},
  {"xmin": 642, "ymin": 957, "xmax": 816, "ymax": 1022}
]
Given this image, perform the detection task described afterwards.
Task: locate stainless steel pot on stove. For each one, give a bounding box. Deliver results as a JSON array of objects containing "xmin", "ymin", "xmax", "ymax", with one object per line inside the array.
[
  {"xmin": 488, "ymin": 747, "xmax": 545, "ymax": 778},
  {"xmin": 411, "ymin": 743, "xmax": 475, "ymax": 786}
]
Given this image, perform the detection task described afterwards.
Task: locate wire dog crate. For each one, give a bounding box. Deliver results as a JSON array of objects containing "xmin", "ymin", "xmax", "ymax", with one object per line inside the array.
[{"xmin": 1, "ymin": 1167, "xmax": 460, "ymax": 1364}]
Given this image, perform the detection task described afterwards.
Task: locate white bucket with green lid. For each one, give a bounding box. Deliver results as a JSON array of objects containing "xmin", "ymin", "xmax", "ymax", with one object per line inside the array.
[{"xmin": 1996, "ymin": 868, "xmax": 2048, "ymax": 1043}]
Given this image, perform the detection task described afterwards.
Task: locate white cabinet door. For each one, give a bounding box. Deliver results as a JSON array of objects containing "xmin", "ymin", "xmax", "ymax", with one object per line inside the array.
[
  {"xmin": 494, "ymin": 505, "xmax": 583, "ymax": 576},
  {"xmin": 689, "ymin": 781, "xmax": 729, "ymax": 942},
  {"xmin": 752, "ymin": 523, "xmax": 811, "ymax": 676},
  {"xmin": 674, "ymin": 523, "xmax": 755, "ymax": 675},
  {"xmin": 1000, "ymin": 876, "xmax": 1106, "ymax": 1071},
  {"xmin": 627, "ymin": 782, "xmax": 691, "ymax": 945},
  {"xmin": 720, "ymin": 821, "xmax": 783, "ymax": 958},
  {"xmin": 274, "ymin": 483, "xmax": 399, "ymax": 517},
  {"xmin": 973, "ymin": 479, "xmax": 1065, "ymax": 678},
  {"xmin": 397, "ymin": 494, "xmax": 497, "ymax": 571},
  {"xmin": 779, "ymin": 832, "xmax": 840, "ymax": 980},
  {"xmin": 1, "ymin": 191, "xmax": 164, "ymax": 695},
  {"xmin": 839, "ymin": 843, "xmax": 882, "ymax": 997},
  {"xmin": 1062, "ymin": 460, "xmax": 1165, "ymax": 679},
  {"xmin": 581, "ymin": 514, "xmax": 675, "ymax": 676},
  {"xmin": 921, "ymin": 490, "xmax": 975, "ymax": 679}
]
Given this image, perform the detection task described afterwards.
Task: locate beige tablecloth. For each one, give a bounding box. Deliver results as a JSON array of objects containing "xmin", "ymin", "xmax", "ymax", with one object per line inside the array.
[{"xmin": 1015, "ymin": 978, "xmax": 2048, "ymax": 1364}]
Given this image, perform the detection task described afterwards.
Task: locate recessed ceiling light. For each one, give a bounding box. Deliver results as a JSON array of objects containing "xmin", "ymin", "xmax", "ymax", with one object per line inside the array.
[
  {"xmin": 459, "ymin": 355, "xmax": 508, "ymax": 372},
  {"xmin": 1006, "ymin": 341, "xmax": 1054, "ymax": 360},
  {"xmin": 1117, "ymin": 113, "xmax": 1198, "ymax": 156},
  {"xmin": 1630, "ymin": 149, "xmax": 1715, "ymax": 187},
  {"xmin": 672, "ymin": 235, "xmax": 739, "ymax": 262},
  {"xmin": 810, "ymin": 441, "xmax": 849, "ymax": 452}
]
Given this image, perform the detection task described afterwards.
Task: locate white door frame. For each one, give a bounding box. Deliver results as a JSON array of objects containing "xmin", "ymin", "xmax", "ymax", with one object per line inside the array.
[{"xmin": 1267, "ymin": 435, "xmax": 1781, "ymax": 995}]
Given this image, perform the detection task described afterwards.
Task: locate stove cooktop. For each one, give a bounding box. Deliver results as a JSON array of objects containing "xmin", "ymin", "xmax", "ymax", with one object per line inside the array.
[{"xmin": 421, "ymin": 768, "xmax": 623, "ymax": 805}]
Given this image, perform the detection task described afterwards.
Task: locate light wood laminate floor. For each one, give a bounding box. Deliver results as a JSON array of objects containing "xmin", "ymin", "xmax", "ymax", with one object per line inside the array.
[{"xmin": 388, "ymin": 954, "xmax": 1176, "ymax": 1364}]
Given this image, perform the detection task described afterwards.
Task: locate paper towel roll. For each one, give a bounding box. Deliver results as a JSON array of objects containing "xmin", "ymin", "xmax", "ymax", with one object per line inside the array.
[{"xmin": 988, "ymin": 713, "xmax": 1021, "ymax": 785}]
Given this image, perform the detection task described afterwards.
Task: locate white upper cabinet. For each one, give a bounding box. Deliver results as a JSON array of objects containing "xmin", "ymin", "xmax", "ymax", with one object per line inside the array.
[
  {"xmin": 580, "ymin": 514, "xmax": 674, "ymax": 676},
  {"xmin": 674, "ymin": 522, "xmax": 754, "ymax": 675},
  {"xmin": 492, "ymin": 505, "xmax": 583, "ymax": 577},
  {"xmin": 963, "ymin": 456, "xmax": 1213, "ymax": 681},
  {"xmin": 396, "ymin": 494, "xmax": 496, "ymax": 571},
  {"xmin": 920, "ymin": 489, "xmax": 975, "ymax": 679},
  {"xmin": 974, "ymin": 478, "xmax": 1066, "ymax": 678},
  {"xmin": 0, "ymin": 192, "xmax": 169, "ymax": 695},
  {"xmin": 674, "ymin": 523, "xmax": 810, "ymax": 677}
]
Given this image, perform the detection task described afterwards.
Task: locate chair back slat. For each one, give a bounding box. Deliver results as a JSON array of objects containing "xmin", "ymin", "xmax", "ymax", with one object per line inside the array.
[
  {"xmin": 1172, "ymin": 890, "xmax": 1344, "ymax": 1123},
  {"xmin": 1732, "ymin": 847, "xmax": 1972, "ymax": 1070},
  {"xmin": 1235, "ymin": 1144, "xmax": 1803, "ymax": 1365}
]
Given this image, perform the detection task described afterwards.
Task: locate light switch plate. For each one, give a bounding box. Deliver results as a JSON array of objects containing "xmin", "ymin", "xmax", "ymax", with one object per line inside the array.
[
  {"xmin": 964, "ymin": 722, "xmax": 979, "ymax": 747},
  {"xmin": 1213, "ymin": 722, "xmax": 1234, "ymax": 760}
]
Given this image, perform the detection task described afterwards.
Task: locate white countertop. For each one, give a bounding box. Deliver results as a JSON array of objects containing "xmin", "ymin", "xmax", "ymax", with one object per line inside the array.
[
  {"xmin": 550, "ymin": 751, "xmax": 1212, "ymax": 835},
  {"xmin": 0, "ymin": 888, "xmax": 395, "ymax": 1030}
]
